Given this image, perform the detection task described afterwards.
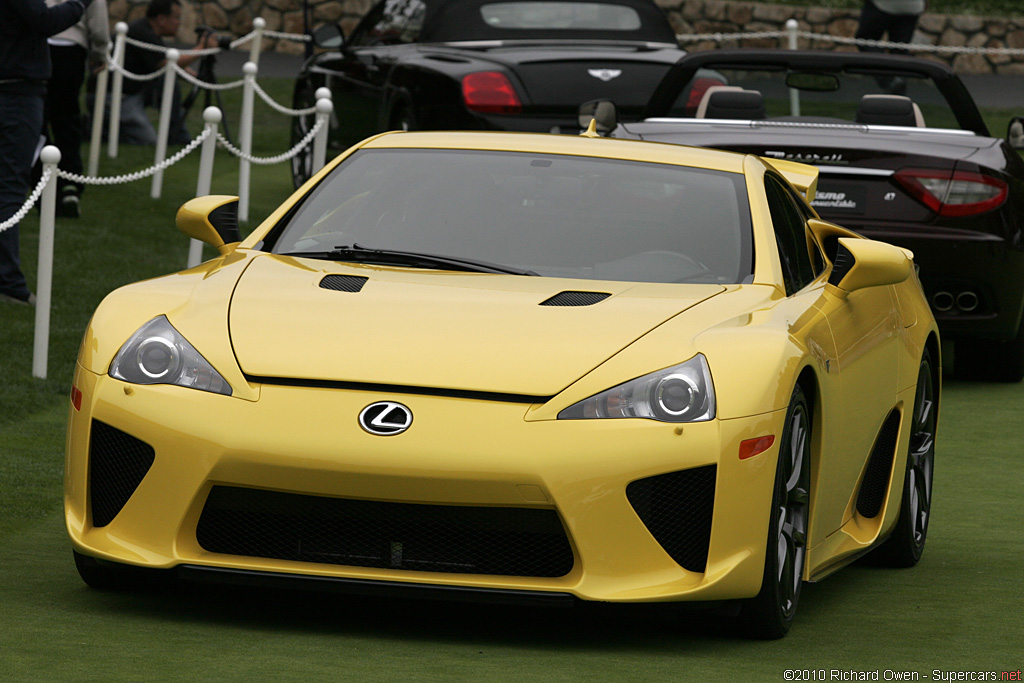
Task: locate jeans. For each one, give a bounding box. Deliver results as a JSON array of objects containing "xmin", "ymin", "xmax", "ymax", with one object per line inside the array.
[
  {"xmin": 44, "ymin": 43, "xmax": 88, "ymax": 195},
  {"xmin": 119, "ymin": 83, "xmax": 191, "ymax": 146},
  {"xmin": 0, "ymin": 89, "xmax": 44, "ymax": 300}
]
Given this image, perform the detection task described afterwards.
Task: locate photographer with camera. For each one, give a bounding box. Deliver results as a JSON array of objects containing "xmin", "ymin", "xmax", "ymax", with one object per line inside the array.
[{"xmin": 119, "ymin": 0, "xmax": 220, "ymax": 145}]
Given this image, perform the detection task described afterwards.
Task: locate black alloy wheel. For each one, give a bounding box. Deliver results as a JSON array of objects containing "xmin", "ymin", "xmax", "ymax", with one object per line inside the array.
[
  {"xmin": 875, "ymin": 349, "xmax": 937, "ymax": 567},
  {"xmin": 741, "ymin": 383, "xmax": 811, "ymax": 639}
]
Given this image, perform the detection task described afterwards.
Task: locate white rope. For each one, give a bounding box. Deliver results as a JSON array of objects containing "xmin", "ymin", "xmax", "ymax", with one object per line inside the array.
[
  {"xmin": 253, "ymin": 80, "xmax": 318, "ymax": 116},
  {"xmin": 262, "ymin": 30, "xmax": 311, "ymax": 42},
  {"xmin": 675, "ymin": 30, "xmax": 1024, "ymax": 57},
  {"xmin": 0, "ymin": 167, "xmax": 54, "ymax": 233},
  {"xmin": 108, "ymin": 57, "xmax": 168, "ymax": 81},
  {"xmin": 123, "ymin": 34, "xmax": 222, "ymax": 57},
  {"xmin": 216, "ymin": 115, "xmax": 325, "ymax": 165},
  {"xmin": 173, "ymin": 63, "xmax": 246, "ymax": 91},
  {"xmin": 57, "ymin": 128, "xmax": 212, "ymax": 186}
]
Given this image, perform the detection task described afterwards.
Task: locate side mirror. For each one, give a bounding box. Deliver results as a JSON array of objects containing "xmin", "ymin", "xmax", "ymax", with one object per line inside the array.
[
  {"xmin": 578, "ymin": 99, "xmax": 618, "ymax": 134},
  {"xmin": 827, "ymin": 237, "xmax": 912, "ymax": 294},
  {"xmin": 176, "ymin": 195, "xmax": 241, "ymax": 255},
  {"xmin": 312, "ymin": 24, "xmax": 345, "ymax": 50},
  {"xmin": 1008, "ymin": 116, "xmax": 1024, "ymax": 149}
]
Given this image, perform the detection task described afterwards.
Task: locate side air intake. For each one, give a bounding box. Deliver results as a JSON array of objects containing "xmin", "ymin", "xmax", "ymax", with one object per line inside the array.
[
  {"xmin": 320, "ymin": 275, "xmax": 369, "ymax": 292},
  {"xmin": 89, "ymin": 420, "xmax": 156, "ymax": 527},
  {"xmin": 856, "ymin": 410, "xmax": 901, "ymax": 518},
  {"xmin": 540, "ymin": 291, "xmax": 610, "ymax": 307}
]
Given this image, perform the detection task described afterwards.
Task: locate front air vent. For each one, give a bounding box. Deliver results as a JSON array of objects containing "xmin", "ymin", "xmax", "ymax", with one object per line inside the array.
[
  {"xmin": 196, "ymin": 486, "xmax": 575, "ymax": 578},
  {"xmin": 320, "ymin": 274, "xmax": 368, "ymax": 292},
  {"xmin": 89, "ymin": 420, "xmax": 156, "ymax": 527},
  {"xmin": 856, "ymin": 410, "xmax": 901, "ymax": 518},
  {"xmin": 540, "ymin": 291, "xmax": 611, "ymax": 307},
  {"xmin": 626, "ymin": 465, "xmax": 716, "ymax": 573}
]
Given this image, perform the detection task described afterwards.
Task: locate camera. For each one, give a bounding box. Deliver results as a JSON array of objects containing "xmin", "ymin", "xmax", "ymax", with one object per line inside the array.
[{"xmin": 195, "ymin": 25, "xmax": 232, "ymax": 50}]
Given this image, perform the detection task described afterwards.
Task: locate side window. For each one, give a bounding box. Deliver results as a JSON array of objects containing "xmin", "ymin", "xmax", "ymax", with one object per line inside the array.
[
  {"xmin": 765, "ymin": 175, "xmax": 817, "ymax": 295},
  {"xmin": 353, "ymin": 0, "xmax": 426, "ymax": 46}
]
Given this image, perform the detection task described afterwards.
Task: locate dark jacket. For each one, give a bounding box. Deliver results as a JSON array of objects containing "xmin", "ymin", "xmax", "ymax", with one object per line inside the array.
[{"xmin": 0, "ymin": 0, "xmax": 89, "ymax": 91}]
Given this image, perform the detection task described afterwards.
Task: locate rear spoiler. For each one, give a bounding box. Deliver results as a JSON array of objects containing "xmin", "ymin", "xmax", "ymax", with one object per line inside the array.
[{"xmin": 763, "ymin": 158, "xmax": 819, "ymax": 203}]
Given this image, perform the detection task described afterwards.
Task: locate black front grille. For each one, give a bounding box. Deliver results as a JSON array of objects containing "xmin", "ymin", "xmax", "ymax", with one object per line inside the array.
[
  {"xmin": 626, "ymin": 465, "xmax": 716, "ymax": 573},
  {"xmin": 89, "ymin": 420, "xmax": 156, "ymax": 527},
  {"xmin": 540, "ymin": 291, "xmax": 610, "ymax": 307},
  {"xmin": 856, "ymin": 410, "xmax": 901, "ymax": 518},
  {"xmin": 196, "ymin": 486, "xmax": 575, "ymax": 578}
]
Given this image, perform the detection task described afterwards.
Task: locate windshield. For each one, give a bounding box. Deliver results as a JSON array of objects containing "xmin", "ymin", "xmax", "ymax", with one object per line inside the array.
[{"xmin": 271, "ymin": 149, "xmax": 753, "ymax": 285}]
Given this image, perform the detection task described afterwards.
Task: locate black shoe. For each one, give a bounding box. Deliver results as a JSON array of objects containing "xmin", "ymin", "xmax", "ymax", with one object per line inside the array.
[
  {"xmin": 61, "ymin": 186, "xmax": 81, "ymax": 218},
  {"xmin": 0, "ymin": 291, "xmax": 36, "ymax": 306}
]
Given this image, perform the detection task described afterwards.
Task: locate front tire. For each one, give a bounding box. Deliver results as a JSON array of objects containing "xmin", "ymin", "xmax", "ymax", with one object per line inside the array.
[
  {"xmin": 740, "ymin": 384, "xmax": 811, "ymax": 639},
  {"xmin": 873, "ymin": 349, "xmax": 937, "ymax": 567}
]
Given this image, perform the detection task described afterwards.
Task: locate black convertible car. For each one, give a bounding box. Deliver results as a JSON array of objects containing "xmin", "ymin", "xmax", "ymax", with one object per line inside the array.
[
  {"xmin": 290, "ymin": 0, "xmax": 686, "ymax": 186},
  {"xmin": 581, "ymin": 50, "xmax": 1024, "ymax": 381}
]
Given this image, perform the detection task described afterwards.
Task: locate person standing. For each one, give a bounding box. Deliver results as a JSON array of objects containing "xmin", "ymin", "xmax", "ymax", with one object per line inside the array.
[
  {"xmin": 855, "ymin": 0, "xmax": 926, "ymax": 56},
  {"xmin": 1, "ymin": 0, "xmax": 91, "ymax": 306},
  {"xmin": 119, "ymin": 0, "xmax": 217, "ymax": 145},
  {"xmin": 44, "ymin": 0, "xmax": 110, "ymax": 218}
]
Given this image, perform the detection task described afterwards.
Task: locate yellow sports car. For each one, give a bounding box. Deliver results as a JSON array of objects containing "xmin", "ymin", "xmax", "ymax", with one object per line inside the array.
[{"xmin": 65, "ymin": 129, "xmax": 939, "ymax": 638}]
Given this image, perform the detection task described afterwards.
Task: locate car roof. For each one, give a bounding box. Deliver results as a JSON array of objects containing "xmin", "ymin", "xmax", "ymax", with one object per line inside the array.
[
  {"xmin": 357, "ymin": 130, "xmax": 750, "ymax": 174},
  {"xmin": 419, "ymin": 0, "xmax": 678, "ymax": 44}
]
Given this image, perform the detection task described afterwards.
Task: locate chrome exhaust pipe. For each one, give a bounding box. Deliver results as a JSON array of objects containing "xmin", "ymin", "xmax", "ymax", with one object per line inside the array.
[
  {"xmin": 932, "ymin": 291, "xmax": 954, "ymax": 312},
  {"xmin": 956, "ymin": 291, "xmax": 979, "ymax": 313}
]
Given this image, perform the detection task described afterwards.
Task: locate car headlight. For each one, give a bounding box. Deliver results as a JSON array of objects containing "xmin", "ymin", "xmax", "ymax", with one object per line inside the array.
[
  {"xmin": 109, "ymin": 316, "xmax": 232, "ymax": 395},
  {"xmin": 558, "ymin": 354, "xmax": 715, "ymax": 422}
]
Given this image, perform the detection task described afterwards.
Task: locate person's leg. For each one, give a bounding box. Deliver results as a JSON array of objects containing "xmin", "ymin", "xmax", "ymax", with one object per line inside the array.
[
  {"xmin": 168, "ymin": 81, "xmax": 192, "ymax": 145},
  {"xmin": 885, "ymin": 14, "xmax": 920, "ymax": 55},
  {"xmin": 0, "ymin": 91, "xmax": 44, "ymax": 301},
  {"xmin": 45, "ymin": 43, "xmax": 88, "ymax": 215},
  {"xmin": 119, "ymin": 91, "xmax": 158, "ymax": 145},
  {"xmin": 855, "ymin": 0, "xmax": 889, "ymax": 52}
]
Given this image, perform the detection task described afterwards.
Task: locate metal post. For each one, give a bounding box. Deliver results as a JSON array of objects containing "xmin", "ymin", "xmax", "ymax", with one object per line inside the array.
[
  {"xmin": 32, "ymin": 146, "xmax": 61, "ymax": 380},
  {"xmin": 249, "ymin": 17, "xmax": 265, "ymax": 68},
  {"xmin": 237, "ymin": 61, "xmax": 257, "ymax": 223},
  {"xmin": 189, "ymin": 107, "xmax": 222, "ymax": 269},
  {"xmin": 88, "ymin": 61, "xmax": 109, "ymax": 176},
  {"xmin": 107, "ymin": 22, "xmax": 127, "ymax": 158},
  {"xmin": 151, "ymin": 49, "xmax": 179, "ymax": 199},
  {"xmin": 313, "ymin": 90, "xmax": 333, "ymax": 174},
  {"xmin": 786, "ymin": 19, "xmax": 801, "ymax": 117}
]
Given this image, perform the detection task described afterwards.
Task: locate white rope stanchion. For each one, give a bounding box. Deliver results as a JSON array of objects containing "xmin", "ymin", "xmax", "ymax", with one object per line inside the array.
[
  {"xmin": 249, "ymin": 18, "xmax": 265, "ymax": 69},
  {"xmin": 88, "ymin": 63, "xmax": 109, "ymax": 176},
  {"xmin": 32, "ymin": 147, "xmax": 61, "ymax": 380},
  {"xmin": 238, "ymin": 61, "xmax": 257, "ymax": 222},
  {"xmin": 108, "ymin": 22, "xmax": 127, "ymax": 159},
  {"xmin": 189, "ymin": 107, "xmax": 223, "ymax": 268},
  {"xmin": 313, "ymin": 90, "xmax": 333, "ymax": 175},
  {"xmin": 787, "ymin": 19, "xmax": 801, "ymax": 117},
  {"xmin": 152, "ymin": 48, "xmax": 180, "ymax": 199}
]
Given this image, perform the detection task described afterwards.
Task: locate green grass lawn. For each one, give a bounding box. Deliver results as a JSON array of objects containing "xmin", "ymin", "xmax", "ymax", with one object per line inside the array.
[{"xmin": 1, "ymin": 80, "xmax": 1023, "ymax": 680}]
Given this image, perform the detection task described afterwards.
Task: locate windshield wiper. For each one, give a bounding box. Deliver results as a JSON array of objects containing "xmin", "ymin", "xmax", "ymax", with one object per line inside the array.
[{"xmin": 282, "ymin": 243, "xmax": 538, "ymax": 276}]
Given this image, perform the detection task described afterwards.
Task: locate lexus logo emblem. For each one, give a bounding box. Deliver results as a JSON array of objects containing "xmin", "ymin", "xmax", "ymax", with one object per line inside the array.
[
  {"xmin": 359, "ymin": 401, "xmax": 413, "ymax": 435},
  {"xmin": 588, "ymin": 69, "xmax": 622, "ymax": 82}
]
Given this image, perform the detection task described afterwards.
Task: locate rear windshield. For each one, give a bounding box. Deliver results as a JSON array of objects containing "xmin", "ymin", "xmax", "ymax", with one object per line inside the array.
[
  {"xmin": 480, "ymin": 2, "xmax": 641, "ymax": 30},
  {"xmin": 272, "ymin": 149, "xmax": 753, "ymax": 285}
]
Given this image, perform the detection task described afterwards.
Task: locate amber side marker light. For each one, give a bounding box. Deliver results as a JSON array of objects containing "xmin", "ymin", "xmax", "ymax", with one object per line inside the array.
[
  {"xmin": 71, "ymin": 385, "xmax": 83, "ymax": 411},
  {"xmin": 739, "ymin": 435, "xmax": 775, "ymax": 460}
]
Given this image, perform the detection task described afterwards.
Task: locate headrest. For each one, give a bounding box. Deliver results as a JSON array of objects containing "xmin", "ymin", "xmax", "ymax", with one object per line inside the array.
[
  {"xmin": 855, "ymin": 94, "xmax": 925, "ymax": 127},
  {"xmin": 699, "ymin": 88, "xmax": 767, "ymax": 120}
]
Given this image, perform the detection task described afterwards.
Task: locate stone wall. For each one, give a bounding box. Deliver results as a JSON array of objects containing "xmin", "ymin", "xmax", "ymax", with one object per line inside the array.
[{"xmin": 109, "ymin": 0, "xmax": 1024, "ymax": 73}]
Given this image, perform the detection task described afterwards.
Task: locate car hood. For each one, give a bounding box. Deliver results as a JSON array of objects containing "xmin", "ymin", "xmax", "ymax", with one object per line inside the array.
[{"xmin": 228, "ymin": 255, "xmax": 724, "ymax": 396}]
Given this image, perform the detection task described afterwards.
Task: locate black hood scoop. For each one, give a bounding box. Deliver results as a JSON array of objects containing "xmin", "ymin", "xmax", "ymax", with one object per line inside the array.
[
  {"xmin": 320, "ymin": 274, "xmax": 368, "ymax": 292},
  {"xmin": 540, "ymin": 291, "xmax": 610, "ymax": 307}
]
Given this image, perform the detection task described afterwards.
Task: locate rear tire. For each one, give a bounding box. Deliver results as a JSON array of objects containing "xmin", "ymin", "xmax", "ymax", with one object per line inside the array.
[
  {"xmin": 740, "ymin": 384, "xmax": 811, "ymax": 639},
  {"xmin": 872, "ymin": 349, "xmax": 936, "ymax": 567}
]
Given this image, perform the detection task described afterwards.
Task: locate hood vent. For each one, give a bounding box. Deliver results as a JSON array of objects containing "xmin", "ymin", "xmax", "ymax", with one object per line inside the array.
[
  {"xmin": 320, "ymin": 274, "xmax": 368, "ymax": 292},
  {"xmin": 540, "ymin": 291, "xmax": 610, "ymax": 307}
]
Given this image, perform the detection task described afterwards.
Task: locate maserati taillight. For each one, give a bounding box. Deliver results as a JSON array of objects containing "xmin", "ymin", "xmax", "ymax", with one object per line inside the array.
[
  {"xmin": 461, "ymin": 71, "xmax": 522, "ymax": 114},
  {"xmin": 893, "ymin": 168, "xmax": 1008, "ymax": 217}
]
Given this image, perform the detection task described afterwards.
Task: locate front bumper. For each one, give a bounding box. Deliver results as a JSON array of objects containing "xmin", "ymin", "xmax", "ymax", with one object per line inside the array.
[{"xmin": 66, "ymin": 363, "xmax": 783, "ymax": 603}]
